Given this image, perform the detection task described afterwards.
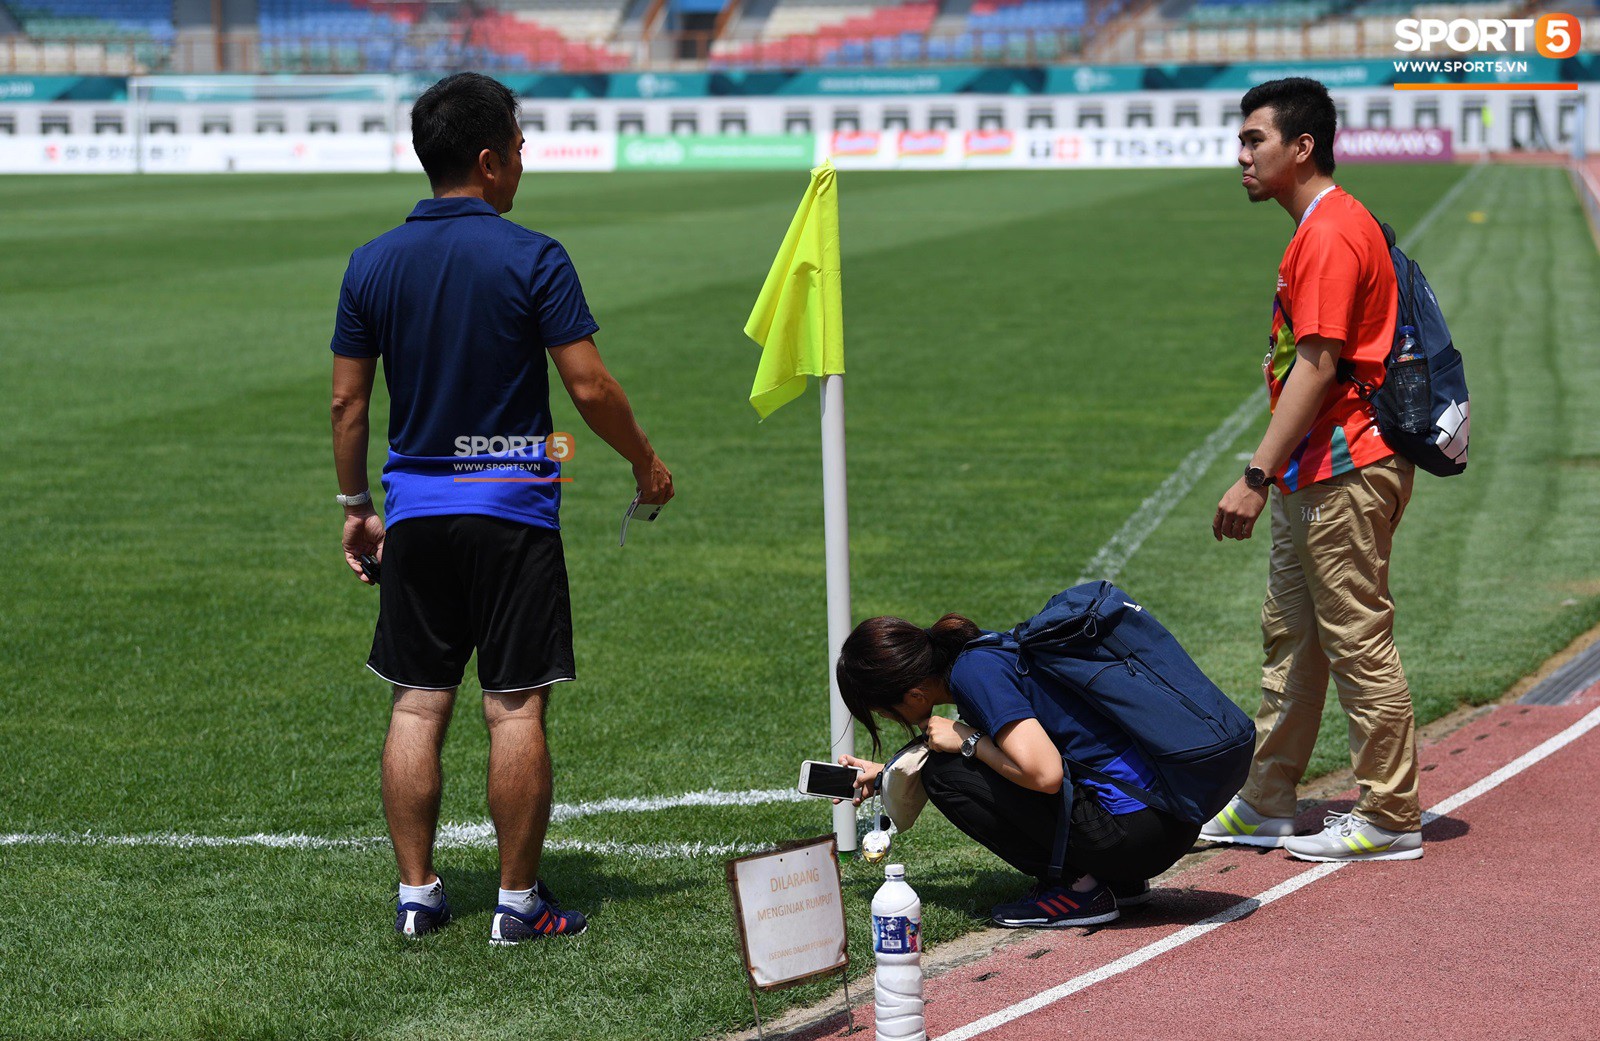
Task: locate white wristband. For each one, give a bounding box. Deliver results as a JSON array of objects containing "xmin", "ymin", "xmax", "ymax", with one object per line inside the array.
[{"xmin": 335, "ymin": 490, "xmax": 372, "ymax": 508}]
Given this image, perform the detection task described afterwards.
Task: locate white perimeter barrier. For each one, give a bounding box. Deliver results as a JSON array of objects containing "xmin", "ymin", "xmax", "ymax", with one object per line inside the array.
[
  {"xmin": 0, "ymin": 132, "xmax": 618, "ymax": 174},
  {"xmin": 0, "ymin": 127, "xmax": 1449, "ymax": 174}
]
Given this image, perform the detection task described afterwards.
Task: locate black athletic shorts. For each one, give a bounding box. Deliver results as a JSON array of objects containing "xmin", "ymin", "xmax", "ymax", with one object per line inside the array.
[{"xmin": 367, "ymin": 515, "xmax": 575, "ymax": 693}]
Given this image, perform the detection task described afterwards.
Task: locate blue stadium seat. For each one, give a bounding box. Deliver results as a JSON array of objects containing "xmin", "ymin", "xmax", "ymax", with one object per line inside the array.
[{"xmin": 15, "ymin": 0, "xmax": 171, "ymax": 40}]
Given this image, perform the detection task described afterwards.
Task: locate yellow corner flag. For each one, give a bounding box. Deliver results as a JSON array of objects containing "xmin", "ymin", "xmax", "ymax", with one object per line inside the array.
[{"xmin": 743, "ymin": 161, "xmax": 844, "ymax": 420}]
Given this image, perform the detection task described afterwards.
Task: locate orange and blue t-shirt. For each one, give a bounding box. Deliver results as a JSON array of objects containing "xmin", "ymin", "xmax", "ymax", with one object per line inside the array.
[{"xmin": 1265, "ymin": 187, "xmax": 1398, "ymax": 492}]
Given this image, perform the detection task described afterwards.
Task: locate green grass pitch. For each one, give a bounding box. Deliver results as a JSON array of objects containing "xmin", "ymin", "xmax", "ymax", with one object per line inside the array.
[{"xmin": 1, "ymin": 163, "xmax": 1598, "ymax": 1040}]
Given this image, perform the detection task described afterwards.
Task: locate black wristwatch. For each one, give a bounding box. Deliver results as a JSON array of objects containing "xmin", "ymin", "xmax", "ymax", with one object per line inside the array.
[
  {"xmin": 1244, "ymin": 465, "xmax": 1274, "ymax": 490},
  {"xmin": 960, "ymin": 729, "xmax": 984, "ymax": 759}
]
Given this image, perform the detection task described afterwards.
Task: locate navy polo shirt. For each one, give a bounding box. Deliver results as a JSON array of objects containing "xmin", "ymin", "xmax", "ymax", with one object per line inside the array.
[
  {"xmin": 950, "ymin": 640, "xmax": 1159, "ymax": 815},
  {"xmin": 330, "ymin": 196, "xmax": 599, "ymax": 529}
]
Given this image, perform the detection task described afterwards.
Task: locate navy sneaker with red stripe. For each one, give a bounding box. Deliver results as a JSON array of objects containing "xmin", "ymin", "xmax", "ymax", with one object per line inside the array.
[
  {"xmin": 490, "ymin": 882, "xmax": 588, "ymax": 945},
  {"xmin": 991, "ymin": 880, "xmax": 1120, "ymax": 929}
]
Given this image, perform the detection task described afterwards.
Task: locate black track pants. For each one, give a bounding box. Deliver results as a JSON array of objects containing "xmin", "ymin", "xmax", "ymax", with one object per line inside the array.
[{"xmin": 920, "ymin": 750, "xmax": 1200, "ymax": 884}]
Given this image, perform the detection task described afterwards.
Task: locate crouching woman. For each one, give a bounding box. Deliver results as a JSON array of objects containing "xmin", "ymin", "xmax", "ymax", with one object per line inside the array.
[{"xmin": 836, "ymin": 613, "xmax": 1200, "ymax": 928}]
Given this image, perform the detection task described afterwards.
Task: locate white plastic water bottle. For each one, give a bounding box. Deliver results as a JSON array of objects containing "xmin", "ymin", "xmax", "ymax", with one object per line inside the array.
[
  {"xmin": 871, "ymin": 863, "xmax": 925, "ymax": 1041},
  {"xmin": 1390, "ymin": 324, "xmax": 1432, "ymax": 434}
]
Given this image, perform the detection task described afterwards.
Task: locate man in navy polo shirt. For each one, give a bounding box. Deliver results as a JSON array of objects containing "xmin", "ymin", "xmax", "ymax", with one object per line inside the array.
[{"xmin": 329, "ymin": 72, "xmax": 673, "ymax": 943}]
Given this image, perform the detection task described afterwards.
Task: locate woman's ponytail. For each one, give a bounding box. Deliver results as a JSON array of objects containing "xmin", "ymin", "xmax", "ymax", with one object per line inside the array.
[{"xmin": 925, "ymin": 613, "xmax": 980, "ymax": 675}]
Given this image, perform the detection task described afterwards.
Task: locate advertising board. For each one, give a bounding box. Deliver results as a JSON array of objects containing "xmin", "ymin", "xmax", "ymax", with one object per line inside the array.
[
  {"xmin": 1333, "ymin": 128, "xmax": 1455, "ymax": 163},
  {"xmin": 616, "ymin": 134, "xmax": 815, "ymax": 170}
]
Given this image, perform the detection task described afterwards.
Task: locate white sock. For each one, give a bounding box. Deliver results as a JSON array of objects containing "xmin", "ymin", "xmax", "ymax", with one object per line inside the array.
[
  {"xmin": 498, "ymin": 886, "xmax": 543, "ymax": 915},
  {"xmin": 1069, "ymin": 873, "xmax": 1100, "ymax": 894},
  {"xmin": 399, "ymin": 877, "xmax": 444, "ymax": 909}
]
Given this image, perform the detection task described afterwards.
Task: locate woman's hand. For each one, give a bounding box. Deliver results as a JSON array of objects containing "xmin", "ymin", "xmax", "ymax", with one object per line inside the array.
[
  {"xmin": 924, "ymin": 715, "xmax": 975, "ymax": 755},
  {"xmin": 836, "ymin": 754, "xmax": 883, "ymax": 806}
]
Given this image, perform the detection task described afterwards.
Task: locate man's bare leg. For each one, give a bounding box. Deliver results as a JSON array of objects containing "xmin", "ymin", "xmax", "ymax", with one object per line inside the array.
[
  {"xmin": 483, "ymin": 686, "xmax": 552, "ymax": 891},
  {"xmin": 383, "ymin": 685, "xmax": 457, "ymax": 886}
]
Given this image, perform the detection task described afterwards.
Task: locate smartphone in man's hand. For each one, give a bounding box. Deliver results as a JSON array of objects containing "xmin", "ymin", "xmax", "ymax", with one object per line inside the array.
[{"xmin": 619, "ymin": 493, "xmax": 667, "ymax": 547}]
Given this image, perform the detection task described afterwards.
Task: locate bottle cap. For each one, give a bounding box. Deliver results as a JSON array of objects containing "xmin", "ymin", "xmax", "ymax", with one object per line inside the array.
[
  {"xmin": 1400, "ymin": 325, "xmax": 1416, "ymax": 335},
  {"xmin": 885, "ymin": 863, "xmax": 905, "ymax": 879}
]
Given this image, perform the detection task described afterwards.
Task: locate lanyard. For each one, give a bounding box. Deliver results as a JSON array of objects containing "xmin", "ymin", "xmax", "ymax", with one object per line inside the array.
[
  {"xmin": 1297, "ymin": 184, "xmax": 1338, "ymax": 230},
  {"xmin": 1275, "ymin": 185, "xmax": 1337, "ymax": 347}
]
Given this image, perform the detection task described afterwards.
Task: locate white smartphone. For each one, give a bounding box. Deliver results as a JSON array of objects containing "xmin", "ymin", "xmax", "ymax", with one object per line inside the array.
[
  {"xmin": 797, "ymin": 760, "xmax": 862, "ymax": 801},
  {"xmin": 619, "ymin": 493, "xmax": 667, "ymax": 547}
]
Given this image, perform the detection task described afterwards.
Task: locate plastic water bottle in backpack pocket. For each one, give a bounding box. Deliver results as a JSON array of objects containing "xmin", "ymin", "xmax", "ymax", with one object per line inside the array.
[
  {"xmin": 1386, "ymin": 325, "xmax": 1432, "ymax": 435},
  {"xmin": 1369, "ymin": 220, "xmax": 1471, "ymax": 476}
]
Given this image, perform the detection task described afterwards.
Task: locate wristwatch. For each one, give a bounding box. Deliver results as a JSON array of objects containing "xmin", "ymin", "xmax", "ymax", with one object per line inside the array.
[
  {"xmin": 1243, "ymin": 465, "xmax": 1274, "ymax": 490},
  {"xmin": 335, "ymin": 490, "xmax": 372, "ymax": 508},
  {"xmin": 960, "ymin": 729, "xmax": 984, "ymax": 759}
]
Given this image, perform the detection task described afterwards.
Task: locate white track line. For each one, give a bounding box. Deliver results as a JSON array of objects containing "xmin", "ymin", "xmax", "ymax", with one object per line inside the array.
[
  {"xmin": 939, "ymin": 701, "xmax": 1600, "ymax": 1041},
  {"xmin": 1075, "ymin": 163, "xmax": 1485, "ymax": 586},
  {"xmin": 0, "ymin": 786, "xmax": 808, "ymax": 859}
]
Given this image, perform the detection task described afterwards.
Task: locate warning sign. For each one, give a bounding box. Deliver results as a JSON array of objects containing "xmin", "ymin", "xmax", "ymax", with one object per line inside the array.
[{"xmin": 726, "ymin": 836, "xmax": 849, "ymax": 989}]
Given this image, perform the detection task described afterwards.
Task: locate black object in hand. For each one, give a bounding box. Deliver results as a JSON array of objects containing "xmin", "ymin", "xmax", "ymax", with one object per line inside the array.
[{"xmin": 356, "ymin": 553, "xmax": 381, "ymax": 585}]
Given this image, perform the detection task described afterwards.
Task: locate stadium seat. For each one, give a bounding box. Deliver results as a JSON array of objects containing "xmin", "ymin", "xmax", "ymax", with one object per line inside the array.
[
  {"xmin": 713, "ymin": 0, "xmax": 937, "ymax": 67},
  {"xmin": 6, "ymin": 0, "xmax": 1556, "ymax": 75},
  {"xmin": 13, "ymin": 0, "xmax": 172, "ymax": 43}
]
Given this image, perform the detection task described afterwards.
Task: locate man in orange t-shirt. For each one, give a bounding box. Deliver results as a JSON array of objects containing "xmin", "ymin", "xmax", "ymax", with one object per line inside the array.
[{"xmin": 1200, "ymin": 78, "xmax": 1422, "ymax": 863}]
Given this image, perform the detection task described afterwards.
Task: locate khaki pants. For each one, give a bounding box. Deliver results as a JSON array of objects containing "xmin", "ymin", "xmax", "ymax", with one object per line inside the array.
[{"xmin": 1239, "ymin": 455, "xmax": 1420, "ymax": 832}]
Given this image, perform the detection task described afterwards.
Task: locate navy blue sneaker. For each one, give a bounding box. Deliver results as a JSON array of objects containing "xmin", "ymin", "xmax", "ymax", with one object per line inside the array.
[
  {"xmin": 1110, "ymin": 879, "xmax": 1152, "ymax": 908},
  {"xmin": 490, "ymin": 882, "xmax": 588, "ymax": 945},
  {"xmin": 991, "ymin": 881, "xmax": 1120, "ymax": 929},
  {"xmin": 395, "ymin": 897, "xmax": 452, "ymax": 938}
]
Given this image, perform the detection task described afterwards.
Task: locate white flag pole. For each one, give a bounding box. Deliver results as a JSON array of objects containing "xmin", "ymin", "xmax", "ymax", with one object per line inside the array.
[{"xmin": 820, "ymin": 372, "xmax": 857, "ymax": 853}]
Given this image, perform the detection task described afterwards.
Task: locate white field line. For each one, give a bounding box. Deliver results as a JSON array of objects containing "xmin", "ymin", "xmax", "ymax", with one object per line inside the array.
[
  {"xmin": 1075, "ymin": 393, "xmax": 1262, "ymax": 585},
  {"xmin": 1402, "ymin": 161, "xmax": 1486, "ymax": 251},
  {"xmin": 939, "ymin": 701, "xmax": 1600, "ymax": 1041},
  {"xmin": 0, "ymin": 829, "xmax": 768, "ymax": 860},
  {"xmin": 550, "ymin": 786, "xmax": 807, "ymax": 823},
  {"xmin": 543, "ymin": 838, "xmax": 767, "ymax": 858},
  {"xmin": 1075, "ymin": 163, "xmax": 1486, "ymax": 586},
  {"xmin": 0, "ymin": 786, "xmax": 808, "ymax": 859},
  {"xmin": 0, "ymin": 830, "xmax": 380, "ymax": 851}
]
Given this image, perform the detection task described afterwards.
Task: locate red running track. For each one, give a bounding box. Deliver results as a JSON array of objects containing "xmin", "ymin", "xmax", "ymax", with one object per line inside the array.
[{"xmin": 807, "ymin": 686, "xmax": 1600, "ymax": 1041}]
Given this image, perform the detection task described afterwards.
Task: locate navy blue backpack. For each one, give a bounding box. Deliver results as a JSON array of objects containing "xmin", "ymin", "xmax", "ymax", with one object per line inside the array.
[
  {"xmin": 1342, "ymin": 220, "xmax": 1471, "ymax": 477},
  {"xmin": 968, "ymin": 581, "xmax": 1254, "ymax": 878}
]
